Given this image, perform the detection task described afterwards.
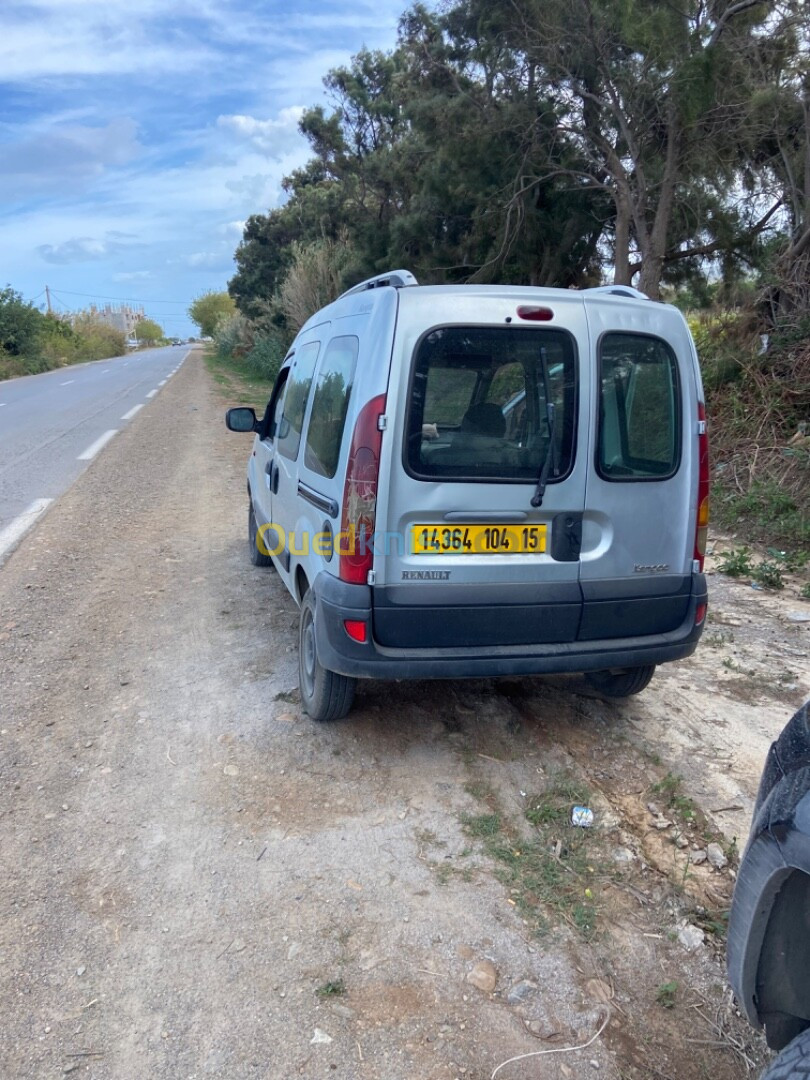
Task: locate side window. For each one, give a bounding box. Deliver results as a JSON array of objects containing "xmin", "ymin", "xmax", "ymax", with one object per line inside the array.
[
  {"xmin": 277, "ymin": 341, "xmax": 320, "ymax": 461},
  {"xmin": 598, "ymin": 333, "xmax": 680, "ymax": 480},
  {"xmin": 258, "ymin": 367, "xmax": 290, "ymax": 441},
  {"xmin": 304, "ymin": 336, "xmax": 359, "ymax": 479}
]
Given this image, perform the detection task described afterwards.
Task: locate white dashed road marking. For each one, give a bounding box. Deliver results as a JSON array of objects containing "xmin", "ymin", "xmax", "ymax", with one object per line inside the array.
[
  {"xmin": 78, "ymin": 429, "xmax": 118, "ymax": 461},
  {"xmin": 60, "ymin": 380, "xmax": 74, "ymax": 386},
  {"xmin": 0, "ymin": 499, "xmax": 54, "ymax": 562},
  {"xmin": 121, "ymin": 404, "xmax": 144, "ymax": 421},
  {"xmin": 146, "ymin": 389, "xmax": 158, "ymax": 398}
]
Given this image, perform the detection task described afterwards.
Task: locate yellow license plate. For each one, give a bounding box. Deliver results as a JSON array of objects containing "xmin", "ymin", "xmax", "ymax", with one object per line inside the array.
[{"xmin": 411, "ymin": 523, "xmax": 547, "ymax": 555}]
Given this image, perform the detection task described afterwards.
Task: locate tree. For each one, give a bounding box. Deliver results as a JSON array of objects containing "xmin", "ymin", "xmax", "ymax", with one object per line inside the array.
[
  {"xmin": 462, "ymin": 0, "xmax": 789, "ymax": 297},
  {"xmin": 227, "ymin": 0, "xmax": 808, "ymax": 307},
  {"xmin": 0, "ymin": 286, "xmax": 43, "ymax": 356},
  {"xmin": 228, "ymin": 21, "xmax": 609, "ymax": 320},
  {"xmin": 134, "ymin": 318, "xmax": 164, "ymax": 344},
  {"xmin": 188, "ymin": 292, "xmax": 236, "ymax": 337}
]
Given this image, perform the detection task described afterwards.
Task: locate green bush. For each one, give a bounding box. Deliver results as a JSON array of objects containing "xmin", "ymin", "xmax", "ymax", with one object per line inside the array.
[
  {"xmin": 0, "ymin": 286, "xmax": 42, "ymax": 357},
  {"xmin": 752, "ymin": 560, "xmax": 784, "ymax": 590},
  {"xmin": 70, "ymin": 315, "xmax": 127, "ymax": 361},
  {"xmin": 244, "ymin": 331, "xmax": 285, "ymax": 382},
  {"xmin": 716, "ymin": 481, "xmax": 809, "ymax": 549},
  {"xmin": 717, "ymin": 548, "xmax": 753, "ymax": 577},
  {"xmin": 215, "ymin": 313, "xmax": 253, "ymax": 360}
]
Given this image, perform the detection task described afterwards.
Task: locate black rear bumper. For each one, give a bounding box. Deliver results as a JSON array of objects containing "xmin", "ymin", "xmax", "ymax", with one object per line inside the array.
[{"xmin": 311, "ymin": 572, "xmax": 706, "ymax": 680}]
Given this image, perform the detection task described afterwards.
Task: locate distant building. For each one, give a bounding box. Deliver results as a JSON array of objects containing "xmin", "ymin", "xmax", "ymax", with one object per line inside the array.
[{"xmin": 82, "ymin": 303, "xmax": 146, "ymax": 335}]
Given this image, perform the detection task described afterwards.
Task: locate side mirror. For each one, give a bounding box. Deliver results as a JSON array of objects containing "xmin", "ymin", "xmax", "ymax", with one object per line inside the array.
[{"xmin": 225, "ymin": 407, "xmax": 258, "ymax": 433}]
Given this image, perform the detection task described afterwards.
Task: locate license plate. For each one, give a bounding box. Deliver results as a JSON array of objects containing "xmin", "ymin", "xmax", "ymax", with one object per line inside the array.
[{"xmin": 411, "ymin": 523, "xmax": 547, "ymax": 555}]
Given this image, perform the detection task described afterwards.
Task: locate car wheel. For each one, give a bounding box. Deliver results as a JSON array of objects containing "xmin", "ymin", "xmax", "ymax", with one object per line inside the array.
[
  {"xmin": 760, "ymin": 1027, "xmax": 810, "ymax": 1079},
  {"xmin": 298, "ymin": 590, "xmax": 355, "ymax": 721},
  {"xmin": 585, "ymin": 665, "xmax": 656, "ymax": 697},
  {"xmin": 248, "ymin": 503, "xmax": 274, "ymax": 567}
]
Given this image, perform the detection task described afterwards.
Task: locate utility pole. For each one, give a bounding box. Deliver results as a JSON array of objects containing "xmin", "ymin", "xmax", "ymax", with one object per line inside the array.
[{"xmin": 45, "ymin": 286, "xmax": 52, "ymax": 314}]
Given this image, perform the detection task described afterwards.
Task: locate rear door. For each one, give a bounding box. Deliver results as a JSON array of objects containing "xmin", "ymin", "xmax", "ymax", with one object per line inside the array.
[
  {"xmin": 372, "ymin": 290, "xmax": 590, "ymax": 650},
  {"xmin": 578, "ymin": 297, "xmax": 697, "ymax": 640}
]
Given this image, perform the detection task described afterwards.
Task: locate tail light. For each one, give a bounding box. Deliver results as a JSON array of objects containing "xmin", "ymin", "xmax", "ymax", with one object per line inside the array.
[
  {"xmin": 694, "ymin": 402, "xmax": 710, "ymax": 572},
  {"xmin": 339, "ymin": 394, "xmax": 386, "ymax": 584}
]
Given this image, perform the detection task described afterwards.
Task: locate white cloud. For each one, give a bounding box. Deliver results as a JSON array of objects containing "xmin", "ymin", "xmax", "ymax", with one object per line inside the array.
[
  {"xmin": 37, "ymin": 234, "xmax": 136, "ymax": 264},
  {"xmin": 179, "ymin": 252, "xmax": 233, "ymax": 269},
  {"xmin": 216, "ymin": 108, "xmax": 306, "ymax": 158},
  {"xmin": 216, "ymin": 220, "xmax": 247, "ymax": 238},
  {"xmin": 1, "ymin": 119, "xmax": 143, "ymax": 204},
  {"xmin": 112, "ymin": 270, "xmax": 152, "ymax": 282}
]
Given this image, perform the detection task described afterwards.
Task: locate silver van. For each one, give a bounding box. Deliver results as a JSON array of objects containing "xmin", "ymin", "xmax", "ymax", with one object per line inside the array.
[{"xmin": 226, "ymin": 271, "xmax": 709, "ymax": 720}]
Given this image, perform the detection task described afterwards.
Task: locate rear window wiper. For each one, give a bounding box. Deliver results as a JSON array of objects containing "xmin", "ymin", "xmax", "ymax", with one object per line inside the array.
[{"xmin": 531, "ymin": 347, "xmax": 558, "ymax": 508}]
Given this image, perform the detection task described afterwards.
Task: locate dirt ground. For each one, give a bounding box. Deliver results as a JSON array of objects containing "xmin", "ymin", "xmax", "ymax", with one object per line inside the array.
[{"xmin": 1, "ymin": 351, "xmax": 808, "ymax": 1080}]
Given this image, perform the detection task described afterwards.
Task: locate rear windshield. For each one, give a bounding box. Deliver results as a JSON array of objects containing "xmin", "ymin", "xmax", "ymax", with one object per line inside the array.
[
  {"xmin": 405, "ymin": 326, "xmax": 577, "ymax": 482},
  {"xmin": 597, "ymin": 333, "xmax": 680, "ymax": 480}
]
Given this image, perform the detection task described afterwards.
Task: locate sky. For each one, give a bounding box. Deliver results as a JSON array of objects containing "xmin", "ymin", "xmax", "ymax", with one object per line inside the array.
[{"xmin": 0, "ymin": 0, "xmax": 409, "ymax": 338}]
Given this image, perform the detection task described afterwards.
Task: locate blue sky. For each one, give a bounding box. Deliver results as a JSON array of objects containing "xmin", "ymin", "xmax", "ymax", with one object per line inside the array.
[{"xmin": 0, "ymin": 0, "xmax": 408, "ymax": 338}]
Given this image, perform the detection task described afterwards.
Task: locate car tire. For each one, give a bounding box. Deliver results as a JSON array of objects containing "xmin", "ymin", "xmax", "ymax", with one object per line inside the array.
[
  {"xmin": 760, "ymin": 1027, "xmax": 810, "ymax": 1079},
  {"xmin": 298, "ymin": 590, "xmax": 355, "ymax": 721},
  {"xmin": 248, "ymin": 503, "xmax": 274, "ymax": 567},
  {"xmin": 585, "ymin": 665, "xmax": 656, "ymax": 697}
]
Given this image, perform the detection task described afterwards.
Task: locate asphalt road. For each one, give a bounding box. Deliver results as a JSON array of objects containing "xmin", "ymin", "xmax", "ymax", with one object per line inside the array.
[{"xmin": 0, "ymin": 345, "xmax": 190, "ymax": 561}]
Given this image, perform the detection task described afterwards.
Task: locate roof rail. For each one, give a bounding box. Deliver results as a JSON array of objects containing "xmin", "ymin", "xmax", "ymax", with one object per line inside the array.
[
  {"xmin": 339, "ymin": 269, "xmax": 419, "ymax": 299},
  {"xmin": 584, "ymin": 284, "xmax": 649, "ymax": 300}
]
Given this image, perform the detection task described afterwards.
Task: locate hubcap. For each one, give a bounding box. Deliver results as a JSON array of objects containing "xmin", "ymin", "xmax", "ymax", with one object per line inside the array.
[{"xmin": 302, "ymin": 610, "xmax": 316, "ymax": 698}]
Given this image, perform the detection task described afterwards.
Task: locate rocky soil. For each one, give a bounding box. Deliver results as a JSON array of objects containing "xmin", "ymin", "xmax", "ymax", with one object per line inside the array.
[{"xmin": 0, "ymin": 351, "xmax": 807, "ymax": 1079}]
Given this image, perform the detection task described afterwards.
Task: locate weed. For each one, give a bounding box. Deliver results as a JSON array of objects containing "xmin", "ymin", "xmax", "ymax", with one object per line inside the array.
[
  {"xmin": 752, "ymin": 560, "xmax": 785, "ymax": 590},
  {"xmin": 690, "ymin": 906, "xmax": 729, "ymax": 938},
  {"xmin": 204, "ymin": 349, "xmax": 272, "ymax": 411},
  {"xmin": 651, "ymin": 772, "xmax": 681, "ymax": 800},
  {"xmin": 767, "ymin": 547, "xmax": 810, "ymax": 573},
  {"xmin": 650, "ymin": 773, "xmax": 698, "ymax": 823},
  {"xmin": 434, "ymin": 862, "xmax": 453, "ymax": 886},
  {"xmin": 316, "ymin": 979, "xmax": 346, "ymax": 997},
  {"xmin": 525, "ymin": 777, "xmax": 589, "ymax": 827},
  {"xmin": 656, "ymin": 981, "xmax": 678, "ymax": 1008},
  {"xmin": 801, "ymin": 583, "xmax": 810, "ymax": 600},
  {"xmin": 717, "ymin": 547, "xmax": 753, "ymax": 577},
  {"xmin": 273, "ymin": 689, "xmax": 299, "ymax": 704},
  {"xmin": 462, "ymin": 773, "xmax": 605, "ymax": 942},
  {"xmin": 464, "ymin": 780, "xmax": 495, "ymax": 804},
  {"xmin": 703, "ymin": 630, "xmax": 734, "ymax": 648},
  {"xmin": 414, "ymin": 828, "xmax": 445, "ymax": 849},
  {"xmin": 459, "ymin": 812, "xmax": 502, "ymax": 838},
  {"xmin": 717, "ymin": 481, "xmax": 809, "ymax": 549}
]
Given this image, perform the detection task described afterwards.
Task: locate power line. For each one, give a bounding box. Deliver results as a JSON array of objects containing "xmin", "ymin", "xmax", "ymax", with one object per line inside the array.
[{"xmin": 50, "ymin": 288, "xmax": 193, "ymax": 306}]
